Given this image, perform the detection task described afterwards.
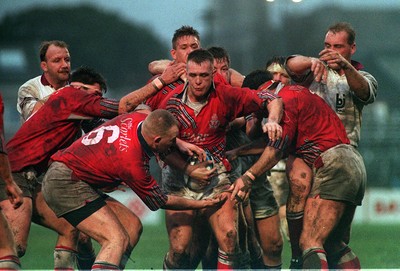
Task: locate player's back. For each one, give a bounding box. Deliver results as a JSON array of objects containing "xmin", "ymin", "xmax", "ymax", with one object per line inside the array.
[{"xmin": 278, "ymin": 85, "xmax": 350, "ymax": 166}]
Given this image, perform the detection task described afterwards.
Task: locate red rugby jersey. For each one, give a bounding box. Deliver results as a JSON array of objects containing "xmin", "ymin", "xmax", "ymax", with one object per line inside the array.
[
  {"xmin": 263, "ymin": 84, "xmax": 350, "ymax": 167},
  {"xmin": 6, "ymin": 86, "xmax": 119, "ymax": 174},
  {"xmin": 158, "ymin": 81, "xmax": 277, "ymax": 163},
  {"xmin": 51, "ymin": 112, "xmax": 168, "ymax": 211}
]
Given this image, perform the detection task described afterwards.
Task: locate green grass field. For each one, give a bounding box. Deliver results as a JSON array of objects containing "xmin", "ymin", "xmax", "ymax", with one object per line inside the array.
[{"xmin": 21, "ymin": 221, "xmax": 400, "ymax": 270}]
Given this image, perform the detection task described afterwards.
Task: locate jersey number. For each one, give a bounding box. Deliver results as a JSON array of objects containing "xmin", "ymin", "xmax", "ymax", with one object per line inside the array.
[{"xmin": 81, "ymin": 125, "xmax": 119, "ymax": 146}]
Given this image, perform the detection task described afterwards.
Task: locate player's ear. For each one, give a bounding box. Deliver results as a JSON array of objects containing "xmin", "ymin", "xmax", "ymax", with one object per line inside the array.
[
  {"xmin": 154, "ymin": 136, "xmax": 162, "ymax": 144},
  {"xmin": 40, "ymin": 61, "xmax": 48, "ymax": 72},
  {"xmin": 170, "ymin": 49, "xmax": 176, "ymax": 60}
]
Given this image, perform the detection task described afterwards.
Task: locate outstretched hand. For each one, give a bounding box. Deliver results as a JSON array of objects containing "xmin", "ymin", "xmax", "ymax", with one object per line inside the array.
[
  {"xmin": 6, "ymin": 183, "xmax": 23, "ymax": 209},
  {"xmin": 160, "ymin": 61, "xmax": 186, "ymax": 85},
  {"xmin": 201, "ymin": 193, "xmax": 227, "ymax": 208},
  {"xmin": 262, "ymin": 120, "xmax": 282, "ymax": 142},
  {"xmin": 309, "ymin": 57, "xmax": 328, "ymax": 83},
  {"xmin": 229, "ymin": 176, "xmax": 252, "ymax": 204}
]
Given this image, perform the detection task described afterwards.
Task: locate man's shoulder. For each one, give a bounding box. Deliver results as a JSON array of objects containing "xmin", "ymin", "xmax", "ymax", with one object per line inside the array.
[
  {"xmin": 19, "ymin": 75, "xmax": 43, "ymax": 89},
  {"xmin": 18, "ymin": 75, "xmax": 54, "ymax": 97}
]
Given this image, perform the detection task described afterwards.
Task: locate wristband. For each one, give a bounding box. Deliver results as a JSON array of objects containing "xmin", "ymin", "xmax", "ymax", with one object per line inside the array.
[
  {"xmin": 152, "ymin": 77, "xmax": 165, "ymax": 91},
  {"xmin": 158, "ymin": 76, "xmax": 166, "ymax": 86},
  {"xmin": 240, "ymin": 174, "xmax": 253, "ymax": 192},
  {"xmin": 244, "ymin": 170, "xmax": 256, "ymax": 181}
]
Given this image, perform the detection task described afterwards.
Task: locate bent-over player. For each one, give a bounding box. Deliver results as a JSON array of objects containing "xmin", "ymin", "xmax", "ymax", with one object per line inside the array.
[{"xmin": 42, "ymin": 109, "xmax": 226, "ymax": 270}]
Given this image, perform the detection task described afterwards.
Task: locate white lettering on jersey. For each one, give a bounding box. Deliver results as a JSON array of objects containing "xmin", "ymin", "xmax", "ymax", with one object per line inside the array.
[
  {"xmin": 82, "ymin": 125, "xmax": 119, "ymax": 146},
  {"xmin": 119, "ymin": 117, "xmax": 133, "ymax": 152}
]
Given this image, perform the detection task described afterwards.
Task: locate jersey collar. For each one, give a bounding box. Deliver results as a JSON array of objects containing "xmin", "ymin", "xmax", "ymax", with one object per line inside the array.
[
  {"xmin": 137, "ymin": 122, "xmax": 154, "ymax": 157},
  {"xmin": 40, "ymin": 74, "xmax": 55, "ymax": 88}
]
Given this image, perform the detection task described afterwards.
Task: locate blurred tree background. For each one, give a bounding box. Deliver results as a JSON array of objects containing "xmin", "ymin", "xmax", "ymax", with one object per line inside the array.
[{"xmin": 0, "ymin": 4, "xmax": 168, "ymax": 91}]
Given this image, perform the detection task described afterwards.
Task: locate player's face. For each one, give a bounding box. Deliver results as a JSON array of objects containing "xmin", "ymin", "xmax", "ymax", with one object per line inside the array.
[
  {"xmin": 213, "ymin": 57, "xmax": 230, "ymax": 83},
  {"xmin": 156, "ymin": 126, "xmax": 179, "ymax": 153},
  {"xmin": 41, "ymin": 45, "xmax": 71, "ymax": 87},
  {"xmin": 171, "ymin": 35, "xmax": 200, "ymax": 63},
  {"xmin": 187, "ymin": 60, "xmax": 214, "ymax": 103},
  {"xmin": 267, "ymin": 63, "xmax": 290, "ymax": 85},
  {"xmin": 324, "ymin": 30, "xmax": 355, "ymax": 68}
]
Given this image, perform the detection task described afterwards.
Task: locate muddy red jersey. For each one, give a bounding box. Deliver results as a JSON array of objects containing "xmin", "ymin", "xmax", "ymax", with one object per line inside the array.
[
  {"xmin": 51, "ymin": 112, "xmax": 168, "ymax": 211},
  {"xmin": 6, "ymin": 86, "xmax": 119, "ymax": 174},
  {"xmin": 263, "ymin": 85, "xmax": 350, "ymax": 167},
  {"xmin": 145, "ymin": 73, "xmax": 229, "ymax": 111},
  {"xmin": 159, "ymin": 82, "xmax": 277, "ymax": 163}
]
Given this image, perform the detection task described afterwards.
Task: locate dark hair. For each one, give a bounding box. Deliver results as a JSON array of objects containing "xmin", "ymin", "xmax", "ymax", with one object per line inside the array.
[
  {"xmin": 70, "ymin": 66, "xmax": 107, "ymax": 93},
  {"xmin": 39, "ymin": 40, "xmax": 69, "ymax": 62},
  {"xmin": 327, "ymin": 22, "xmax": 356, "ymax": 45},
  {"xmin": 172, "ymin": 25, "xmax": 200, "ymax": 49},
  {"xmin": 242, "ymin": 70, "xmax": 273, "ymax": 90},
  {"xmin": 187, "ymin": 49, "xmax": 214, "ymax": 65},
  {"xmin": 265, "ymin": 56, "xmax": 286, "ymax": 71},
  {"xmin": 207, "ymin": 46, "xmax": 230, "ymax": 65}
]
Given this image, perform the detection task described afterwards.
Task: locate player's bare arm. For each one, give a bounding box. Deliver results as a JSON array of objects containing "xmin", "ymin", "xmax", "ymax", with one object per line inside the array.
[
  {"xmin": 162, "ymin": 194, "xmax": 227, "ymax": 210},
  {"xmin": 0, "ymin": 153, "xmax": 23, "ymax": 209},
  {"xmin": 286, "ymin": 55, "xmax": 328, "ymax": 84},
  {"xmin": 264, "ymin": 97, "xmax": 283, "ymax": 141},
  {"xmin": 148, "ymin": 59, "xmax": 172, "ymax": 75},
  {"xmin": 319, "ymin": 48, "xmax": 370, "ymax": 100},
  {"xmin": 119, "ymin": 63, "xmax": 182, "ymax": 114},
  {"xmin": 230, "ymin": 146, "xmax": 282, "ymax": 203},
  {"xmin": 229, "ymin": 68, "xmax": 245, "ymax": 87}
]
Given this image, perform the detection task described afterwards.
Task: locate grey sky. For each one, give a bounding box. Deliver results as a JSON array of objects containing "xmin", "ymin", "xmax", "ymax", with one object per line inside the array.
[{"xmin": 1, "ymin": 0, "xmax": 399, "ymax": 44}]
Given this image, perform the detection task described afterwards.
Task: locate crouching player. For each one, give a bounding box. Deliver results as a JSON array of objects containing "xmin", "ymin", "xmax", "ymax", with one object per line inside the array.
[{"xmin": 42, "ymin": 109, "xmax": 225, "ymax": 270}]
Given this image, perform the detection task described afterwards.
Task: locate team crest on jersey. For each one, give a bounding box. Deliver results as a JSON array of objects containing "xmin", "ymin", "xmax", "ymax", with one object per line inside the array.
[{"xmin": 209, "ymin": 114, "xmax": 220, "ymax": 129}]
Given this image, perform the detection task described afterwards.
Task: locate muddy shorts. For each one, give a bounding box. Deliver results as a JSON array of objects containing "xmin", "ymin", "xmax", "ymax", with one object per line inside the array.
[
  {"xmin": 311, "ymin": 144, "xmax": 366, "ymax": 206},
  {"xmin": 269, "ymin": 159, "xmax": 289, "ymax": 207},
  {"xmin": 250, "ymin": 172, "xmax": 279, "ymax": 219},
  {"xmin": 42, "ymin": 162, "xmax": 105, "ymax": 217}
]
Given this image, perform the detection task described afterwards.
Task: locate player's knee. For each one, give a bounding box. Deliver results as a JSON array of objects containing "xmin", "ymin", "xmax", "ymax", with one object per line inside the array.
[
  {"xmin": 77, "ymin": 232, "xmax": 92, "ymax": 245},
  {"xmin": 220, "ymin": 228, "xmax": 238, "ymax": 254},
  {"xmin": 170, "ymin": 242, "xmax": 189, "ymax": 255},
  {"xmin": 261, "ymin": 236, "xmax": 283, "ymax": 257}
]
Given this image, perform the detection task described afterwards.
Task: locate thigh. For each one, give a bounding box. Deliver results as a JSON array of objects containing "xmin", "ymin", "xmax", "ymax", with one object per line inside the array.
[
  {"xmin": 325, "ymin": 205, "xmax": 356, "ymax": 253},
  {"xmin": 0, "ymin": 211, "xmax": 16, "ymax": 254},
  {"xmin": 105, "ymin": 197, "xmax": 142, "ymax": 247},
  {"xmin": 256, "ymin": 213, "xmax": 281, "ymax": 246},
  {"xmin": 286, "ymin": 156, "xmax": 313, "ymax": 212},
  {"xmin": 0, "ymin": 196, "xmax": 32, "ymax": 247},
  {"xmin": 208, "ymin": 193, "xmax": 238, "ymax": 249},
  {"xmin": 301, "ymin": 197, "xmax": 345, "ymax": 250},
  {"xmin": 32, "ymin": 187, "xmax": 74, "ymax": 235},
  {"xmin": 77, "ymin": 204, "xmax": 126, "ymax": 246},
  {"xmin": 165, "ymin": 209, "xmax": 196, "ymax": 248}
]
